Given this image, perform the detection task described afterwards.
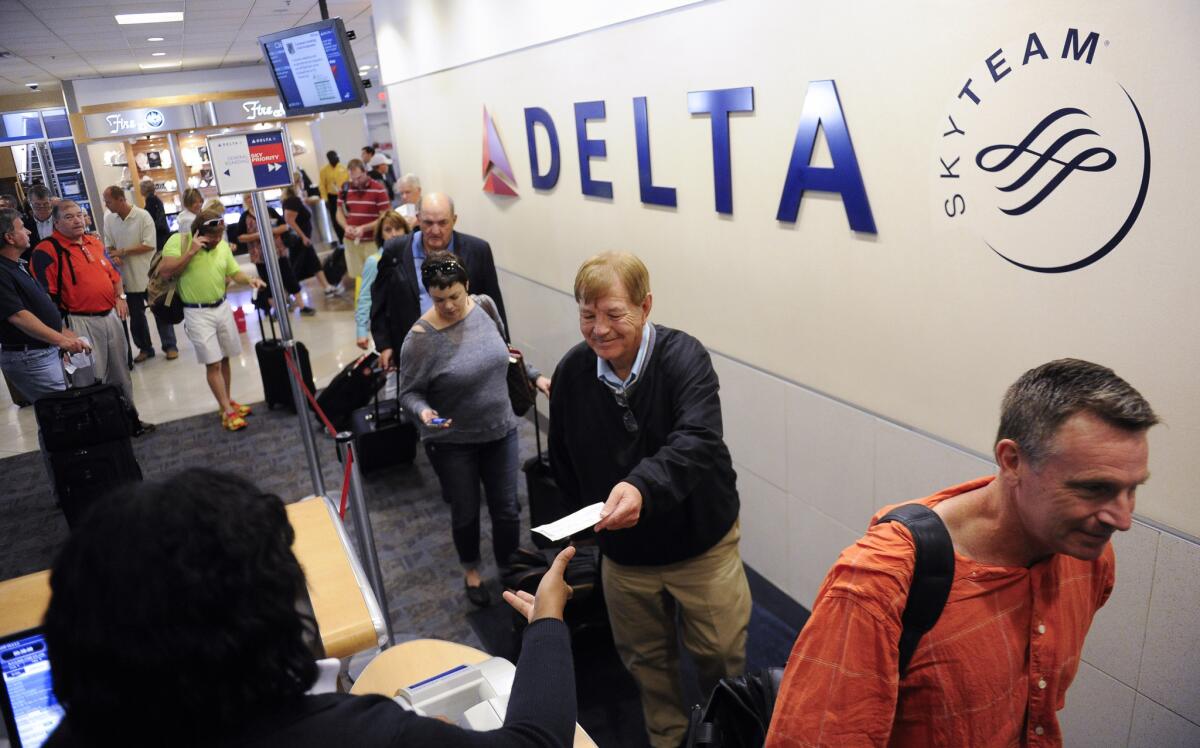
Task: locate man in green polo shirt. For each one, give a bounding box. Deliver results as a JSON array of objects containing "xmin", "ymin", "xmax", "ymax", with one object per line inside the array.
[{"xmin": 158, "ymin": 207, "xmax": 265, "ymax": 431}]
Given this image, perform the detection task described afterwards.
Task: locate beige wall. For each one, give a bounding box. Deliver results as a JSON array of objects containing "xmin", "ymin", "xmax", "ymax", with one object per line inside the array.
[{"xmin": 374, "ymin": 0, "xmax": 1200, "ymax": 537}]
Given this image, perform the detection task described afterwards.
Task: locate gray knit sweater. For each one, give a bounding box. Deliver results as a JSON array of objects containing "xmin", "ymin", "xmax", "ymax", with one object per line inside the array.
[{"xmin": 398, "ymin": 295, "xmax": 538, "ymax": 444}]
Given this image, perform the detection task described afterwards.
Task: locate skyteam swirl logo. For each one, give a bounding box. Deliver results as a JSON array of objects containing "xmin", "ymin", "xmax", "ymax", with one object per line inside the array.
[{"xmin": 933, "ymin": 29, "xmax": 1151, "ymax": 273}]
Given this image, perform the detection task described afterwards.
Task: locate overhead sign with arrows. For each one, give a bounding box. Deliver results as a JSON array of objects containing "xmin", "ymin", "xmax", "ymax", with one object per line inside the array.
[{"xmin": 207, "ymin": 129, "xmax": 294, "ymax": 196}]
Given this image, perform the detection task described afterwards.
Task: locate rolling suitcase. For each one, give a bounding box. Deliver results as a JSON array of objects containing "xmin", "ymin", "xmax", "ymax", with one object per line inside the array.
[
  {"xmin": 522, "ymin": 398, "xmax": 578, "ymax": 549},
  {"xmin": 316, "ymin": 351, "xmax": 383, "ymax": 432},
  {"xmin": 49, "ymin": 438, "xmax": 143, "ymax": 528},
  {"xmin": 34, "ymin": 382, "xmax": 133, "ymax": 451},
  {"xmin": 256, "ymin": 309, "xmax": 315, "ymax": 411},
  {"xmin": 346, "ymin": 371, "xmax": 417, "ymax": 473}
]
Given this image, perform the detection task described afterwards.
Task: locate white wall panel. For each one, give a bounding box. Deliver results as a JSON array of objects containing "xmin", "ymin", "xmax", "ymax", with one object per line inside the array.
[{"xmin": 1083, "ymin": 522, "xmax": 1159, "ymax": 688}]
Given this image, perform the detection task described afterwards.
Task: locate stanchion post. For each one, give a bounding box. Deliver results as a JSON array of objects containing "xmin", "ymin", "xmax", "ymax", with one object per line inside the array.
[
  {"xmin": 252, "ymin": 190, "xmax": 325, "ymax": 497},
  {"xmin": 335, "ymin": 430, "xmax": 394, "ymax": 646}
]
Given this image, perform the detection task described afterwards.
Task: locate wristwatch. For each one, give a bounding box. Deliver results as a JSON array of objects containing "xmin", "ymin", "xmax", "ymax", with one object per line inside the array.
[{"xmin": 119, "ymin": 294, "xmax": 127, "ymax": 300}]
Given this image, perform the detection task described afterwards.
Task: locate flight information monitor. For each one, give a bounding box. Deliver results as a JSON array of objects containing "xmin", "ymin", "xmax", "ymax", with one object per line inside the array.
[{"xmin": 260, "ymin": 17, "xmax": 367, "ymax": 116}]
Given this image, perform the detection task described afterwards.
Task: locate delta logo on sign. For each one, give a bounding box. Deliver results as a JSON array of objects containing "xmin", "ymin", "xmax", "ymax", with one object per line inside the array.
[
  {"xmin": 486, "ymin": 80, "xmax": 876, "ymax": 233},
  {"xmin": 934, "ymin": 28, "xmax": 1151, "ymax": 273},
  {"xmin": 482, "ymin": 106, "xmax": 518, "ymax": 196},
  {"xmin": 247, "ymin": 131, "xmax": 290, "ymax": 188}
]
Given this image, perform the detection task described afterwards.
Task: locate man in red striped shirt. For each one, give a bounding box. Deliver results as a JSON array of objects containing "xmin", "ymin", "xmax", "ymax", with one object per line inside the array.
[
  {"xmin": 336, "ymin": 158, "xmax": 390, "ymax": 286},
  {"xmin": 767, "ymin": 359, "xmax": 1157, "ymax": 747}
]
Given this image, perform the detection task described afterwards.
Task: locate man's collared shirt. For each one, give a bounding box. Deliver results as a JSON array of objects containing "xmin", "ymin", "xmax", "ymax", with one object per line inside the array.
[
  {"xmin": 597, "ymin": 322, "xmax": 656, "ymax": 392},
  {"xmin": 161, "ymin": 233, "xmax": 239, "ymax": 305},
  {"xmin": 318, "ymin": 163, "xmax": 348, "ymax": 201},
  {"xmin": 0, "ymin": 254, "xmax": 62, "ymax": 347},
  {"xmin": 766, "ymin": 476, "xmax": 1116, "ymax": 747},
  {"xmin": 31, "ymin": 231, "xmax": 120, "ymax": 314},
  {"xmin": 103, "ymin": 205, "xmax": 156, "ymax": 293},
  {"xmin": 410, "ymin": 231, "xmax": 456, "ymax": 314},
  {"xmin": 338, "ymin": 177, "xmax": 389, "ymax": 229},
  {"xmin": 33, "ymin": 215, "xmax": 53, "ymax": 242}
]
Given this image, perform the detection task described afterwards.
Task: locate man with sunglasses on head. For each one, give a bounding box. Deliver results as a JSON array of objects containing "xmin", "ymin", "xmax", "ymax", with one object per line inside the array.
[
  {"xmin": 370, "ymin": 192, "xmax": 507, "ymax": 372},
  {"xmin": 31, "ymin": 200, "xmax": 155, "ymax": 435},
  {"xmin": 547, "ymin": 251, "xmax": 751, "ymax": 748},
  {"xmin": 156, "ymin": 208, "xmax": 266, "ymax": 432}
]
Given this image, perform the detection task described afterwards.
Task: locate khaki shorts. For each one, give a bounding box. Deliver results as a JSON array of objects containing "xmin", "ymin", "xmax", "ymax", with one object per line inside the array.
[
  {"xmin": 345, "ymin": 237, "xmax": 378, "ymax": 279},
  {"xmin": 182, "ymin": 303, "xmax": 242, "ymax": 365}
]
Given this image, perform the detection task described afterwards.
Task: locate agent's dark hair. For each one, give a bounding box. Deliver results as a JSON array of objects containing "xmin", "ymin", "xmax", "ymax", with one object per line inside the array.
[
  {"xmin": 362, "ymin": 145, "xmax": 376, "ymax": 156},
  {"xmin": 28, "ymin": 184, "xmax": 51, "ymax": 201},
  {"xmin": 326, "ymin": 149, "xmax": 339, "ymax": 166},
  {"xmin": 996, "ymin": 358, "xmax": 1158, "ymax": 465},
  {"xmin": 420, "ymin": 249, "xmax": 468, "ymax": 291},
  {"xmin": 45, "ymin": 469, "xmax": 318, "ymax": 743}
]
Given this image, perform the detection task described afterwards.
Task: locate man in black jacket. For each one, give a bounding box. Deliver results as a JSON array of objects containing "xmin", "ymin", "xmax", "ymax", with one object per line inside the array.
[
  {"xmin": 370, "ymin": 192, "xmax": 508, "ymax": 370},
  {"xmin": 548, "ymin": 251, "xmax": 751, "ymax": 748},
  {"xmin": 22, "ymin": 185, "xmax": 56, "ymax": 261}
]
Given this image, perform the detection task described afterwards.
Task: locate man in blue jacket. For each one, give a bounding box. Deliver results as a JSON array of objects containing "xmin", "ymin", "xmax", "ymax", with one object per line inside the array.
[{"xmin": 549, "ymin": 251, "xmax": 752, "ymax": 748}]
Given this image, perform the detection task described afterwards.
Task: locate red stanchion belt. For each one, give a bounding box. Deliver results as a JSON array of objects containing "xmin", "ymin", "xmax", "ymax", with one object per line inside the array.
[{"xmin": 282, "ymin": 346, "xmax": 354, "ymax": 518}]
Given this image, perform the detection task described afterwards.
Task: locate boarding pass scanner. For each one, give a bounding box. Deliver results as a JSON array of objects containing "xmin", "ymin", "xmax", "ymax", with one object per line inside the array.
[{"xmin": 393, "ymin": 657, "xmax": 516, "ymax": 730}]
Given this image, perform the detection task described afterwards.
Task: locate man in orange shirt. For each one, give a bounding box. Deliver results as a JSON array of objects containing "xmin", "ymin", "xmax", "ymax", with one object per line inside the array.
[
  {"xmin": 766, "ymin": 359, "xmax": 1157, "ymax": 747},
  {"xmin": 32, "ymin": 200, "xmax": 154, "ymax": 434}
]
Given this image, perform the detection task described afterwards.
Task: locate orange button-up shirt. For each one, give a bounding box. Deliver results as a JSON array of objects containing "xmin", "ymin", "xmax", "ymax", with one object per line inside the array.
[
  {"xmin": 32, "ymin": 231, "xmax": 121, "ymax": 314},
  {"xmin": 766, "ymin": 477, "xmax": 1115, "ymax": 747}
]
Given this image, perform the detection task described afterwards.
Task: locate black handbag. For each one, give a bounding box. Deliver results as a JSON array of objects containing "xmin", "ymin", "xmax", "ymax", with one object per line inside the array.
[{"xmin": 475, "ymin": 294, "xmax": 536, "ymax": 416}]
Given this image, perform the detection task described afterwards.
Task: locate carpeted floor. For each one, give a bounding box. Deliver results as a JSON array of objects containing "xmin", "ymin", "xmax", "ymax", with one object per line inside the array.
[{"xmin": 0, "ymin": 402, "xmax": 807, "ymax": 747}]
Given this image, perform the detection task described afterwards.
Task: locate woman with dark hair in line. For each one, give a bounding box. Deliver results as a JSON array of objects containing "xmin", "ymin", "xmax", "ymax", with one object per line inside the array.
[
  {"xmin": 399, "ymin": 251, "xmax": 551, "ymax": 606},
  {"xmin": 283, "ymin": 171, "xmax": 339, "ymax": 296},
  {"xmin": 42, "ymin": 468, "xmax": 578, "ymax": 747}
]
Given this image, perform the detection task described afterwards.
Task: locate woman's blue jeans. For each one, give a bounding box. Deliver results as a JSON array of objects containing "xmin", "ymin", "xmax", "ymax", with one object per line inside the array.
[{"xmin": 423, "ymin": 427, "xmax": 520, "ymax": 571}]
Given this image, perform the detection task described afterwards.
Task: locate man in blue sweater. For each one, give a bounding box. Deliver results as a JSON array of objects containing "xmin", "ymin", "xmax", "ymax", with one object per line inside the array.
[{"xmin": 549, "ymin": 251, "xmax": 751, "ymax": 748}]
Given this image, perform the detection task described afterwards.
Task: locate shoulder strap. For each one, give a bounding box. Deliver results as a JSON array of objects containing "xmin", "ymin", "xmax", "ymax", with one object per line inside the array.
[
  {"xmin": 473, "ymin": 293, "xmax": 507, "ymax": 339},
  {"xmin": 874, "ymin": 503, "xmax": 955, "ymax": 678},
  {"xmin": 40, "ymin": 237, "xmax": 76, "ymax": 310}
]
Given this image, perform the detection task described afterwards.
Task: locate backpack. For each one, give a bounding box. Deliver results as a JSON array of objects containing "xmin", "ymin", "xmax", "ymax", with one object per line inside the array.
[
  {"xmin": 685, "ymin": 503, "xmax": 955, "ymax": 747},
  {"xmin": 147, "ymin": 233, "xmax": 186, "ymax": 324},
  {"xmin": 38, "ymin": 236, "xmax": 77, "ymax": 318}
]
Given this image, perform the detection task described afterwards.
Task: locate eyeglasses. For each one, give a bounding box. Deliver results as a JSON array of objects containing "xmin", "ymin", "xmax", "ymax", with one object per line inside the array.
[{"xmin": 612, "ymin": 388, "xmax": 638, "ymax": 434}]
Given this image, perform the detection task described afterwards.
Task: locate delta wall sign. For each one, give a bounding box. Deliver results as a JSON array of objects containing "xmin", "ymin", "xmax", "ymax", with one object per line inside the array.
[
  {"xmin": 485, "ymin": 80, "xmax": 876, "ymax": 234},
  {"xmin": 481, "ymin": 27, "xmax": 1150, "ymax": 273}
]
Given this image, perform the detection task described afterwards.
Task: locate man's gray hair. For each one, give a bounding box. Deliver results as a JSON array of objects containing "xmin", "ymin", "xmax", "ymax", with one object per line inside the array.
[
  {"xmin": 996, "ymin": 358, "xmax": 1158, "ymax": 465},
  {"xmin": 399, "ymin": 173, "xmax": 421, "ymax": 189},
  {"xmin": 0, "ymin": 208, "xmax": 21, "ymax": 243},
  {"xmin": 51, "ymin": 199, "xmax": 81, "ymax": 222}
]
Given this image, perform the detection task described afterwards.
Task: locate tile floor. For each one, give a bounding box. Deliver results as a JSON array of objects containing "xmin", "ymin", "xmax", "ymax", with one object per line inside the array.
[{"xmin": 0, "ymin": 277, "xmax": 364, "ymax": 454}]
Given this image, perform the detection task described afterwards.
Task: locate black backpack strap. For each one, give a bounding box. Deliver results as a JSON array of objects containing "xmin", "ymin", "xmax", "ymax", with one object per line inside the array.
[
  {"xmin": 874, "ymin": 503, "xmax": 955, "ymax": 678},
  {"xmin": 39, "ymin": 237, "xmax": 77, "ymax": 316}
]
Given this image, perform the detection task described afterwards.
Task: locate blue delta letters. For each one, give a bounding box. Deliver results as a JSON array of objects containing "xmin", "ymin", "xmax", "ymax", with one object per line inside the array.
[{"xmin": 521, "ymin": 80, "xmax": 876, "ymax": 234}]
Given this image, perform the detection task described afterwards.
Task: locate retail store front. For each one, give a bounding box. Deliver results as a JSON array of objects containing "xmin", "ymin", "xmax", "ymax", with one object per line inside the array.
[{"xmin": 74, "ymin": 91, "xmax": 324, "ymax": 232}]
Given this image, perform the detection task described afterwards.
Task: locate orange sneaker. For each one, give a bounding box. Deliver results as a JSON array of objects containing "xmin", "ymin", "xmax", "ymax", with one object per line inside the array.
[
  {"xmin": 222, "ymin": 411, "xmax": 248, "ymax": 432},
  {"xmin": 230, "ymin": 400, "xmax": 253, "ymax": 417}
]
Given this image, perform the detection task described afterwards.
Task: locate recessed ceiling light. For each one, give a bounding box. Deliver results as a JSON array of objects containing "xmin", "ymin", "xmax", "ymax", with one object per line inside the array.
[
  {"xmin": 151, "ymin": 52, "xmax": 166, "ymax": 57},
  {"xmin": 139, "ymin": 61, "xmax": 181, "ymax": 69},
  {"xmin": 115, "ymin": 12, "xmax": 183, "ymax": 25},
  {"xmin": 147, "ymin": 37, "xmax": 164, "ymax": 42}
]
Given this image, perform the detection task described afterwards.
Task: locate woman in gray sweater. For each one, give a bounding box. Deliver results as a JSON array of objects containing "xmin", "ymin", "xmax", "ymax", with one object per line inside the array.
[{"xmin": 399, "ymin": 251, "xmax": 550, "ymax": 606}]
